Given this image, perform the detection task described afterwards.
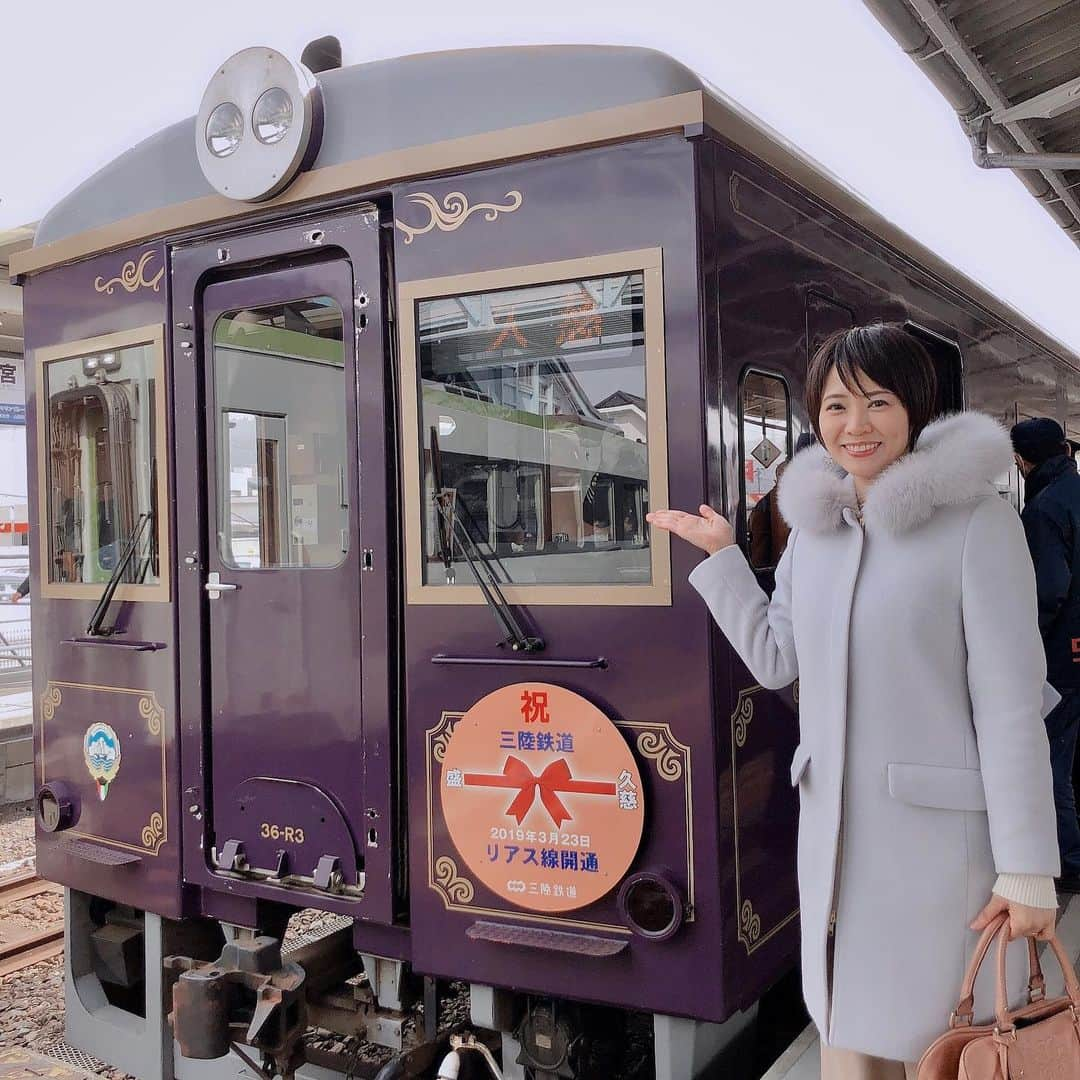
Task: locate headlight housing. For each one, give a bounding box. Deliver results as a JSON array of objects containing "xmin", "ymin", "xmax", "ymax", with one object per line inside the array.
[{"xmin": 196, "ymin": 47, "xmax": 323, "ymax": 202}]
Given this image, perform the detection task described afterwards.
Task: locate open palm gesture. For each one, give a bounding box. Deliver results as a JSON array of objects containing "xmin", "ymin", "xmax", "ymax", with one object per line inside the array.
[{"xmin": 646, "ymin": 505, "xmax": 735, "ymax": 556}]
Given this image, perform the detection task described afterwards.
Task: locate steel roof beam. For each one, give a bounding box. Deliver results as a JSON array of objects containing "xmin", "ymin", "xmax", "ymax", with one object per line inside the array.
[
  {"xmin": 992, "ymin": 75, "xmax": 1080, "ymax": 125},
  {"xmin": 975, "ymin": 149, "xmax": 1080, "ymax": 171}
]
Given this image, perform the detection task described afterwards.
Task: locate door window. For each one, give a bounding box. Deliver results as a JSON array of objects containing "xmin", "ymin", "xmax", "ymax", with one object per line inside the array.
[
  {"xmin": 212, "ymin": 297, "xmax": 348, "ymax": 569},
  {"xmin": 738, "ymin": 369, "xmax": 792, "ymax": 572}
]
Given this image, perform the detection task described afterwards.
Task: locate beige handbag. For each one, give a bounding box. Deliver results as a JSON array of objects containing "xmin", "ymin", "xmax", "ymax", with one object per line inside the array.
[{"xmin": 918, "ymin": 913, "xmax": 1080, "ymax": 1079}]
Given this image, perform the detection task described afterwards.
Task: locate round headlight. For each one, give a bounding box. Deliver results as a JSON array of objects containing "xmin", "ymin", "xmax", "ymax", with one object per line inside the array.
[
  {"xmin": 196, "ymin": 48, "xmax": 323, "ymax": 201},
  {"xmin": 206, "ymin": 102, "xmax": 244, "ymax": 158},
  {"xmin": 253, "ymin": 87, "xmax": 293, "ymax": 145}
]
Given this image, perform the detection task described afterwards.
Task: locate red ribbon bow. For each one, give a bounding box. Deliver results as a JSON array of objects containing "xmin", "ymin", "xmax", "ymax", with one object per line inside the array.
[{"xmin": 464, "ymin": 756, "xmax": 617, "ymax": 827}]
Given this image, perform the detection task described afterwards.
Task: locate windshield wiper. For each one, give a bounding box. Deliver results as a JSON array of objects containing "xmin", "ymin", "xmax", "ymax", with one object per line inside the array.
[
  {"xmin": 430, "ymin": 426, "xmax": 544, "ymax": 653},
  {"xmin": 86, "ymin": 512, "xmax": 152, "ymax": 637}
]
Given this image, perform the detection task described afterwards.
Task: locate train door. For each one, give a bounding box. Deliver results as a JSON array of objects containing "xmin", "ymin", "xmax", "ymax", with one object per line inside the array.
[{"xmin": 199, "ymin": 259, "xmax": 366, "ymax": 894}]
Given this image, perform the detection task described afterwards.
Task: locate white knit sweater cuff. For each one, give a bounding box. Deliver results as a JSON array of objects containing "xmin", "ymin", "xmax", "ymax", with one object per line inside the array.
[{"xmin": 992, "ymin": 873, "xmax": 1058, "ymax": 909}]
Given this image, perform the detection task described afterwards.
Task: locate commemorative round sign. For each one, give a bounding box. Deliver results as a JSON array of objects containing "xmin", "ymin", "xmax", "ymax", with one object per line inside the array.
[{"xmin": 440, "ymin": 683, "xmax": 645, "ymax": 913}]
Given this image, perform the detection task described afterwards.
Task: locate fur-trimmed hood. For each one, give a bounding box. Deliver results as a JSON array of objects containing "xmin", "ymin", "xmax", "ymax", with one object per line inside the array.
[{"xmin": 777, "ymin": 411, "xmax": 1013, "ymax": 534}]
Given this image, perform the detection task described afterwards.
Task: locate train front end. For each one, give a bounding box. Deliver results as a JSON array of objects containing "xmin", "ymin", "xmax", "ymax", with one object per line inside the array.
[{"xmin": 15, "ymin": 42, "xmax": 800, "ymax": 1080}]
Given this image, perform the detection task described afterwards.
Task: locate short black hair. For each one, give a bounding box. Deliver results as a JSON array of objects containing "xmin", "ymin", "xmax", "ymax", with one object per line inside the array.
[{"xmin": 805, "ymin": 324, "xmax": 938, "ymax": 450}]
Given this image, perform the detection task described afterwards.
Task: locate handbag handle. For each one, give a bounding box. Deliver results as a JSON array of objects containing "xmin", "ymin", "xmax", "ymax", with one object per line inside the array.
[
  {"xmin": 994, "ymin": 919, "xmax": 1080, "ymax": 1031},
  {"xmin": 950, "ymin": 913, "xmax": 1046, "ymax": 1027}
]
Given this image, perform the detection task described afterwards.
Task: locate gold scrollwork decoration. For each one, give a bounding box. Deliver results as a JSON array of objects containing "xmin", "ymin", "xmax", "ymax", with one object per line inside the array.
[
  {"xmin": 140, "ymin": 812, "xmax": 165, "ymax": 852},
  {"xmin": 395, "ymin": 190, "xmax": 523, "ymax": 245},
  {"xmin": 732, "ymin": 686, "xmax": 761, "ymax": 748},
  {"xmin": 636, "ymin": 729, "xmax": 686, "ymax": 782},
  {"xmin": 739, "ymin": 899, "xmax": 762, "ymax": 946},
  {"xmin": 431, "ymin": 711, "xmax": 464, "ymax": 763},
  {"xmin": 94, "ymin": 250, "xmax": 165, "ymax": 296},
  {"xmin": 139, "ymin": 695, "xmax": 164, "ymax": 737},
  {"xmin": 40, "ymin": 685, "xmax": 62, "ymax": 722},
  {"xmin": 433, "ymin": 856, "xmax": 475, "ymax": 905}
]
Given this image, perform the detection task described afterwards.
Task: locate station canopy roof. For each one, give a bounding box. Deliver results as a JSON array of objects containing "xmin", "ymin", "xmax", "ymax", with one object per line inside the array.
[
  {"xmin": 0, "ymin": 227, "xmax": 32, "ymax": 355},
  {"xmin": 865, "ymin": 0, "xmax": 1080, "ymax": 249}
]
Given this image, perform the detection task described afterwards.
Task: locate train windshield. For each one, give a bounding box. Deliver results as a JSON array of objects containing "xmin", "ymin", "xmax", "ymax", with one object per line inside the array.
[
  {"xmin": 416, "ymin": 271, "xmax": 651, "ymax": 588},
  {"xmin": 44, "ymin": 343, "xmax": 159, "ymax": 586}
]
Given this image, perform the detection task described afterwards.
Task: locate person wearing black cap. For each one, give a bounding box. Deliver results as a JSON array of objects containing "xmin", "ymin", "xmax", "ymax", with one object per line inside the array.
[{"xmin": 1012, "ymin": 416, "xmax": 1080, "ymax": 892}]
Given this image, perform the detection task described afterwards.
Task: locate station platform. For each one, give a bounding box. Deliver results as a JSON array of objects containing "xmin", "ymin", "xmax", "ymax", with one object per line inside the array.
[
  {"xmin": 762, "ymin": 894, "xmax": 1080, "ymax": 1079},
  {"xmin": 0, "ymin": 688, "xmax": 31, "ymax": 735},
  {"xmin": 0, "ymin": 688, "xmax": 32, "ymax": 804}
]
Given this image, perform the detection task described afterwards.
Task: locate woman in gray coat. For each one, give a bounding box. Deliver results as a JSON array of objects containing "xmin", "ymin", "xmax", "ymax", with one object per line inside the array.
[{"xmin": 648, "ymin": 325, "xmax": 1060, "ymax": 1080}]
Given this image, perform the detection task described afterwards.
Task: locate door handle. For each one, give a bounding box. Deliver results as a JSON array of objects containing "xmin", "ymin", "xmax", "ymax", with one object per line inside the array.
[{"xmin": 204, "ymin": 572, "xmax": 239, "ymax": 599}]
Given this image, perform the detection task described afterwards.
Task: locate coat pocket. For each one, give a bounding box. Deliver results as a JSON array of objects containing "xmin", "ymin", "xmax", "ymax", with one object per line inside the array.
[
  {"xmin": 887, "ymin": 762, "xmax": 986, "ymax": 811},
  {"xmin": 790, "ymin": 743, "xmax": 811, "ymax": 786}
]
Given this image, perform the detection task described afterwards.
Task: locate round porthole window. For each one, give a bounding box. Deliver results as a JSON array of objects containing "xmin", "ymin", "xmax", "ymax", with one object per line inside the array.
[
  {"xmin": 617, "ymin": 871, "xmax": 684, "ymax": 941},
  {"xmin": 36, "ymin": 782, "xmax": 76, "ymax": 833}
]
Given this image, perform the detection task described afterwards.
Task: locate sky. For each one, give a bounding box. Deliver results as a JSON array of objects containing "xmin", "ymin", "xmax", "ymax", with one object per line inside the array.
[{"xmin": 1, "ymin": 0, "xmax": 1077, "ymax": 354}]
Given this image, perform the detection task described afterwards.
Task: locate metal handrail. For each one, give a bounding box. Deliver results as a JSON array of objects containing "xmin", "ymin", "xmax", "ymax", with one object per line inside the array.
[
  {"xmin": 0, "ymin": 617, "xmax": 31, "ymax": 690},
  {"xmin": 0, "ymin": 620, "xmax": 31, "ymax": 665}
]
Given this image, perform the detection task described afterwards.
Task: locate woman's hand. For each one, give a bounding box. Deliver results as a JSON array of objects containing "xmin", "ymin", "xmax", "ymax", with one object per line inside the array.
[
  {"xmin": 970, "ymin": 894, "xmax": 1056, "ymax": 941},
  {"xmin": 646, "ymin": 505, "xmax": 735, "ymax": 556}
]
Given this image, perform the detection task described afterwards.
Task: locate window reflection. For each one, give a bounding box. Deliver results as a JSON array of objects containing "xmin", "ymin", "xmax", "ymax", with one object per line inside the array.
[
  {"xmin": 740, "ymin": 371, "xmax": 792, "ymax": 573},
  {"xmin": 45, "ymin": 345, "xmax": 158, "ymax": 585},
  {"xmin": 213, "ymin": 297, "xmax": 347, "ymax": 569},
  {"xmin": 418, "ymin": 273, "xmax": 651, "ymax": 587}
]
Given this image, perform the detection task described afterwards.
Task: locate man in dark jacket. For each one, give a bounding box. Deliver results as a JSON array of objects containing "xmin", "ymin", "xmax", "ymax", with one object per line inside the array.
[{"xmin": 1012, "ymin": 417, "xmax": 1080, "ymax": 892}]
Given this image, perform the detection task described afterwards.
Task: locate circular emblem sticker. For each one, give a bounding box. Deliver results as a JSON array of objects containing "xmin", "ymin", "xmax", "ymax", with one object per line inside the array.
[
  {"xmin": 440, "ymin": 683, "xmax": 644, "ymax": 912},
  {"xmin": 83, "ymin": 722, "xmax": 122, "ymax": 801}
]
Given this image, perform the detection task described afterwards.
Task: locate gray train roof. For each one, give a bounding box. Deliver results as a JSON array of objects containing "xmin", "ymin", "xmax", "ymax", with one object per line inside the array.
[
  {"xmin": 16, "ymin": 42, "xmax": 1079, "ymax": 370},
  {"xmin": 36, "ymin": 45, "xmax": 705, "ymax": 247}
]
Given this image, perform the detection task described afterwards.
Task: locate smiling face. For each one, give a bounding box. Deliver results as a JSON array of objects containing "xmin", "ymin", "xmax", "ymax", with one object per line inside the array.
[{"xmin": 818, "ymin": 365, "xmax": 912, "ymax": 491}]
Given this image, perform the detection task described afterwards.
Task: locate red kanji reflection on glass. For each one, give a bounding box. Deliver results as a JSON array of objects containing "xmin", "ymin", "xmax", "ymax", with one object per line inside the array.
[
  {"xmin": 555, "ymin": 300, "xmax": 603, "ymax": 347},
  {"xmin": 490, "ymin": 311, "xmax": 528, "ymax": 349}
]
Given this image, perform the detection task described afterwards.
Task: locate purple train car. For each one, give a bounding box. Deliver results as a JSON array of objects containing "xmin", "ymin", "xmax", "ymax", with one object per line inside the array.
[{"xmin": 12, "ymin": 38, "xmax": 1080, "ymax": 1080}]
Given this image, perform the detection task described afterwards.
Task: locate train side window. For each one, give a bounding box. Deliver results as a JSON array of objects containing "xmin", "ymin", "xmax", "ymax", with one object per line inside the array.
[
  {"xmin": 37, "ymin": 326, "xmax": 169, "ymax": 601},
  {"xmin": 903, "ymin": 323, "xmax": 964, "ymax": 416},
  {"xmin": 212, "ymin": 297, "xmax": 347, "ymax": 569},
  {"xmin": 398, "ymin": 249, "xmax": 670, "ymax": 605},
  {"xmin": 738, "ymin": 369, "xmax": 793, "ymax": 574}
]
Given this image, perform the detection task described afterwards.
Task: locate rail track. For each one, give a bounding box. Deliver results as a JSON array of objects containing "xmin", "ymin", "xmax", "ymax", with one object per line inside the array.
[{"xmin": 0, "ymin": 869, "xmax": 63, "ymax": 977}]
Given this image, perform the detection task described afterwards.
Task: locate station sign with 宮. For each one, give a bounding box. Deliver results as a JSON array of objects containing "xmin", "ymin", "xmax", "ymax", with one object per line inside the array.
[
  {"xmin": 440, "ymin": 683, "xmax": 645, "ymax": 913},
  {"xmin": 0, "ymin": 358, "xmax": 25, "ymax": 426}
]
